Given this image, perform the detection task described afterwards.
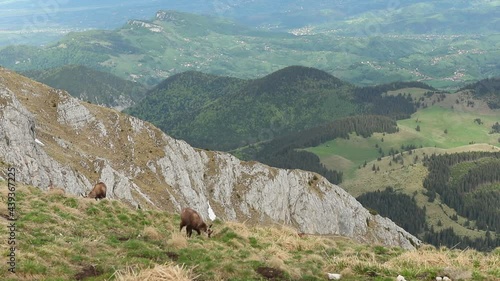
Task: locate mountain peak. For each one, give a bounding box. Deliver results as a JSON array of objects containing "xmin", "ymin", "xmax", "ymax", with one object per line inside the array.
[
  {"xmin": 249, "ymin": 66, "xmax": 349, "ymax": 96},
  {"xmin": 260, "ymin": 66, "xmax": 343, "ymax": 83}
]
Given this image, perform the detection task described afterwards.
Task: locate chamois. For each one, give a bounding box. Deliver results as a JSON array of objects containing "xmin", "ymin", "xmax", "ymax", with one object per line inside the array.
[
  {"xmin": 180, "ymin": 207, "xmax": 213, "ymax": 238},
  {"xmin": 84, "ymin": 182, "xmax": 107, "ymax": 200}
]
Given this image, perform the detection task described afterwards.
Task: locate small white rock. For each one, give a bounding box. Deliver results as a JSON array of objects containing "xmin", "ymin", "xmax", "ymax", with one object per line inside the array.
[
  {"xmin": 396, "ymin": 275, "xmax": 406, "ymax": 281},
  {"xmin": 436, "ymin": 277, "xmax": 443, "ymax": 281},
  {"xmin": 35, "ymin": 138, "xmax": 45, "ymax": 146},
  {"xmin": 327, "ymin": 272, "xmax": 341, "ymax": 280},
  {"xmin": 208, "ymin": 202, "xmax": 216, "ymax": 221}
]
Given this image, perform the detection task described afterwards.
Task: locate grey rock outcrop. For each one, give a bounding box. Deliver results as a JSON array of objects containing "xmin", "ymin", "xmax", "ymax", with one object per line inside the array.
[
  {"xmin": 0, "ymin": 87, "xmax": 92, "ymax": 193},
  {"xmin": 0, "ymin": 67, "xmax": 420, "ymax": 249}
]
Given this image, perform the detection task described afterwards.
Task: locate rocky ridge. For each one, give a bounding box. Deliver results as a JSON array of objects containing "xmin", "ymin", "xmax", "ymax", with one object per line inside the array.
[
  {"xmin": 0, "ymin": 67, "xmax": 420, "ymax": 249},
  {"xmin": 128, "ymin": 20, "xmax": 164, "ymax": 33}
]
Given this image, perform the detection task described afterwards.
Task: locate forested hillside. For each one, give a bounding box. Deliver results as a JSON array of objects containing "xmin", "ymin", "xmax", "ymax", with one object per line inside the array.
[
  {"xmin": 421, "ymin": 151, "xmax": 500, "ymax": 251},
  {"xmin": 357, "ymin": 185, "xmax": 500, "ymax": 252},
  {"xmin": 125, "ymin": 66, "xmax": 360, "ymax": 151},
  {"xmin": 126, "ymin": 67, "xmax": 442, "ymax": 186},
  {"xmin": 459, "ymin": 77, "xmax": 500, "ymax": 109},
  {"xmin": 423, "ymin": 152, "xmax": 500, "ymax": 232},
  {"xmin": 22, "ymin": 65, "xmax": 147, "ymax": 110}
]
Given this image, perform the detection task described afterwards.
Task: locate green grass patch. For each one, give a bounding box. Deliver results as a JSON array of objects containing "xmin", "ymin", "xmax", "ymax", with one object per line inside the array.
[
  {"xmin": 20, "ymin": 259, "xmax": 48, "ymax": 274},
  {"xmin": 63, "ymin": 198, "xmax": 78, "ymax": 208},
  {"xmin": 22, "ymin": 211, "xmax": 55, "ymax": 224}
]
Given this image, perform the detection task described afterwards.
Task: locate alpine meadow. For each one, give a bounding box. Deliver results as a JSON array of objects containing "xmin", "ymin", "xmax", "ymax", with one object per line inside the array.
[{"xmin": 0, "ymin": 1, "xmax": 499, "ymax": 281}]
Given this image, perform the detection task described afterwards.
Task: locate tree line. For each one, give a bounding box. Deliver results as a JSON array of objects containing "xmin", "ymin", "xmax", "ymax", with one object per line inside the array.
[
  {"xmin": 356, "ymin": 186, "xmax": 500, "ymax": 252},
  {"xmin": 458, "ymin": 77, "xmax": 500, "ymax": 109},
  {"xmin": 422, "ymin": 152, "xmax": 500, "ymax": 232},
  {"xmin": 423, "ymin": 227, "xmax": 499, "ymax": 252},
  {"xmin": 353, "ymin": 81, "xmax": 435, "ymax": 119},
  {"xmin": 356, "ymin": 187, "xmax": 426, "ymax": 234},
  {"xmin": 250, "ymin": 115, "xmax": 399, "ymax": 184}
]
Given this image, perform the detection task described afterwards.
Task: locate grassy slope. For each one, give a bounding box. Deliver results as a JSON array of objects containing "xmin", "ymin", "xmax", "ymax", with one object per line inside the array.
[{"xmin": 0, "ymin": 183, "xmax": 499, "ymax": 281}]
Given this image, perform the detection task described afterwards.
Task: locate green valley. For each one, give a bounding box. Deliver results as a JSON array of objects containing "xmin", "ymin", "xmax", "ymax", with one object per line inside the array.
[{"xmin": 298, "ymin": 84, "xmax": 500, "ymax": 251}]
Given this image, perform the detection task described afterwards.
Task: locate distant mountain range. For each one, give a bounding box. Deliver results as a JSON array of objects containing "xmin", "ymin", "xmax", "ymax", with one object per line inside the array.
[
  {"xmin": 1, "ymin": 1, "xmax": 498, "ymax": 35},
  {"xmin": 1, "ymin": 10, "xmax": 498, "ymax": 89}
]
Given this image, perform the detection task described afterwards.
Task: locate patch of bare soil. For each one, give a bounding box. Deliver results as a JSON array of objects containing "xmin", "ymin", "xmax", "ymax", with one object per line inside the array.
[
  {"xmin": 166, "ymin": 251, "xmax": 179, "ymax": 261},
  {"xmin": 75, "ymin": 264, "xmax": 102, "ymax": 280},
  {"xmin": 256, "ymin": 266, "xmax": 286, "ymax": 280}
]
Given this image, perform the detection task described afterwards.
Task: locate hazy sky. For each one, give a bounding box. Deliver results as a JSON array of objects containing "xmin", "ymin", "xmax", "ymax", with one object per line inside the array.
[{"xmin": 0, "ymin": 1, "xmax": 169, "ymax": 29}]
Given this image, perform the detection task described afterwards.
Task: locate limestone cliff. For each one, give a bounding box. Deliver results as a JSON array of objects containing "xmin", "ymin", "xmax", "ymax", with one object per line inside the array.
[{"xmin": 0, "ymin": 67, "xmax": 420, "ymax": 249}]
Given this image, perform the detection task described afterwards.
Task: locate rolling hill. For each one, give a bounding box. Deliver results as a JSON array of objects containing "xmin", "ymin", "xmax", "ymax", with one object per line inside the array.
[
  {"xmin": 22, "ymin": 65, "xmax": 148, "ymax": 110},
  {"xmin": 125, "ymin": 66, "xmax": 360, "ymax": 151}
]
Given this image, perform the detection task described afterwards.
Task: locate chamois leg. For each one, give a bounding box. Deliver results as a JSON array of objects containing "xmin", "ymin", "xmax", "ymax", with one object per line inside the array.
[
  {"xmin": 180, "ymin": 221, "xmax": 186, "ymax": 232},
  {"xmin": 186, "ymin": 225, "xmax": 193, "ymax": 237}
]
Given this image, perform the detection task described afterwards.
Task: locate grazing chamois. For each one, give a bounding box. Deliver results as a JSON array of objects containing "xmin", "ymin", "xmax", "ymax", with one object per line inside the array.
[
  {"xmin": 180, "ymin": 207, "xmax": 213, "ymax": 238},
  {"xmin": 84, "ymin": 182, "xmax": 107, "ymax": 200}
]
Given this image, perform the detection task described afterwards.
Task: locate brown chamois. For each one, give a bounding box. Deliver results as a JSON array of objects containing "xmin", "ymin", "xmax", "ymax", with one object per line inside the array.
[
  {"xmin": 180, "ymin": 207, "xmax": 213, "ymax": 238},
  {"xmin": 84, "ymin": 182, "xmax": 107, "ymax": 200}
]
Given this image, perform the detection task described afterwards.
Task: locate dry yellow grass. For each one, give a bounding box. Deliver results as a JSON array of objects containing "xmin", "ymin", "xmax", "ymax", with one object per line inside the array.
[
  {"xmin": 112, "ymin": 262, "xmax": 199, "ymax": 281},
  {"xmin": 166, "ymin": 232, "xmax": 188, "ymax": 250},
  {"xmin": 142, "ymin": 226, "xmax": 163, "ymax": 241},
  {"xmin": 224, "ymin": 220, "xmax": 253, "ymax": 238},
  {"xmin": 386, "ymin": 245, "xmax": 499, "ymax": 271}
]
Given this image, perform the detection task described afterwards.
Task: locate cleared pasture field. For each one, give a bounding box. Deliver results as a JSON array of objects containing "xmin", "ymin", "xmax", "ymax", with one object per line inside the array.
[{"xmin": 306, "ymin": 105, "xmax": 500, "ymax": 178}]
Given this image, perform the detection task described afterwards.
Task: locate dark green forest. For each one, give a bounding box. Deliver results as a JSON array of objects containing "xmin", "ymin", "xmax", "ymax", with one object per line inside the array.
[
  {"xmin": 422, "ymin": 227, "xmax": 500, "ymax": 252},
  {"xmin": 423, "ymin": 152, "xmax": 500, "ymax": 232},
  {"xmin": 126, "ymin": 66, "xmax": 425, "ymax": 151},
  {"xmin": 459, "ymin": 77, "xmax": 500, "ymax": 109},
  {"xmin": 357, "ymin": 187, "xmax": 500, "ymax": 252},
  {"xmin": 414, "ymin": 151, "xmax": 500, "ymax": 250},
  {"xmin": 22, "ymin": 65, "xmax": 147, "ymax": 108},
  {"xmin": 125, "ymin": 66, "xmax": 360, "ymax": 151},
  {"xmin": 353, "ymin": 81, "xmax": 435, "ymax": 119},
  {"xmin": 356, "ymin": 187, "xmax": 426, "ymax": 234}
]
